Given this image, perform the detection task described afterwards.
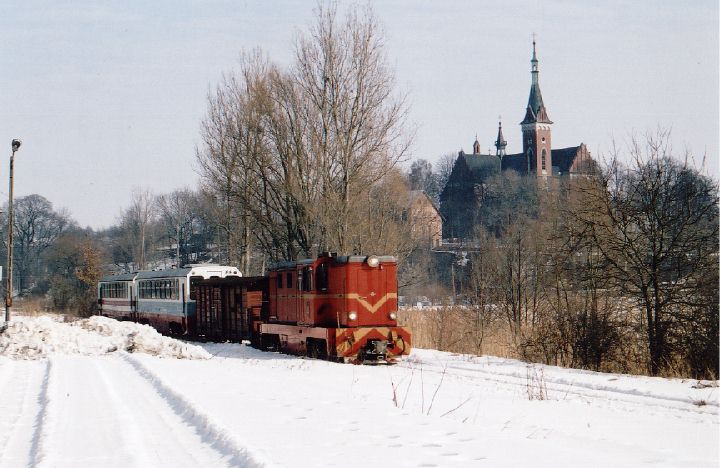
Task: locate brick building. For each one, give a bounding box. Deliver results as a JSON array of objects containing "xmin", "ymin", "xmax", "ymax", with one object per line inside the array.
[
  {"xmin": 407, "ymin": 190, "xmax": 442, "ymax": 248},
  {"xmin": 440, "ymin": 41, "xmax": 593, "ymax": 239}
]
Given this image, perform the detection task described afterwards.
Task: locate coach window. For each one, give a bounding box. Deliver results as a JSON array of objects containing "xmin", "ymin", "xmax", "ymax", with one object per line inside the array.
[
  {"xmin": 316, "ymin": 263, "xmax": 328, "ymax": 292},
  {"xmin": 286, "ymin": 272, "xmax": 293, "ymax": 289},
  {"xmin": 276, "ymin": 273, "xmax": 283, "ymax": 289}
]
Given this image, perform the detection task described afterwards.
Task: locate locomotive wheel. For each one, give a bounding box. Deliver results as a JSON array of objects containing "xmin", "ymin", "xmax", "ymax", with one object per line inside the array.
[
  {"xmin": 306, "ymin": 339, "xmax": 328, "ymax": 360},
  {"xmin": 261, "ymin": 334, "xmax": 280, "ymax": 351}
]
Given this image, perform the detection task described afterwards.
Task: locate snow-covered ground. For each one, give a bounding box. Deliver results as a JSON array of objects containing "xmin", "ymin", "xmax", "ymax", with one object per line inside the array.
[{"xmin": 0, "ymin": 316, "xmax": 717, "ymax": 467}]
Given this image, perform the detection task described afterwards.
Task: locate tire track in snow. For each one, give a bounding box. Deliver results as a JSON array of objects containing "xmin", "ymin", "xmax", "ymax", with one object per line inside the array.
[
  {"xmin": 29, "ymin": 358, "xmax": 53, "ymax": 468},
  {"xmin": 121, "ymin": 353, "xmax": 269, "ymax": 468},
  {"xmin": 89, "ymin": 358, "xmax": 151, "ymax": 466},
  {"xmin": 32, "ymin": 355, "xmax": 244, "ymax": 467},
  {"xmin": 0, "ymin": 359, "xmax": 38, "ymax": 467}
]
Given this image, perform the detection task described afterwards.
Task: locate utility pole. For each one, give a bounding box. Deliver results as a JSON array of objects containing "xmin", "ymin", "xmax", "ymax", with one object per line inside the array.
[{"xmin": 5, "ymin": 139, "xmax": 21, "ymax": 322}]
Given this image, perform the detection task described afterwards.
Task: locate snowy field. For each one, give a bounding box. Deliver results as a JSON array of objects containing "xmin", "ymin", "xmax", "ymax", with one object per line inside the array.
[{"xmin": 0, "ymin": 315, "xmax": 717, "ymax": 467}]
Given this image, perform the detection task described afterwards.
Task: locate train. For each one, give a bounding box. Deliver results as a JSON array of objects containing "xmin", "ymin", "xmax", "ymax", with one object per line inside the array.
[{"xmin": 97, "ymin": 253, "xmax": 412, "ymax": 363}]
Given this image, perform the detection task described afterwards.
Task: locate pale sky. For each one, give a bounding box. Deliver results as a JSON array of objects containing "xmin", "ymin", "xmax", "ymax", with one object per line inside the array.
[{"xmin": 1, "ymin": 0, "xmax": 717, "ymax": 228}]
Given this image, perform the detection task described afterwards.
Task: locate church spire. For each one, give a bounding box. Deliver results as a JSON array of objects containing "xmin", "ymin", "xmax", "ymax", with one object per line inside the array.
[
  {"xmin": 521, "ymin": 38, "xmax": 552, "ymax": 125},
  {"xmin": 495, "ymin": 119, "xmax": 507, "ymax": 157},
  {"xmin": 521, "ymin": 37, "xmax": 553, "ymax": 177}
]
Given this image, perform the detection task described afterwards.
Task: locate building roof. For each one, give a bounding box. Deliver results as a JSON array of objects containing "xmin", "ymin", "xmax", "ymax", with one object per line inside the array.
[
  {"xmin": 550, "ymin": 146, "xmax": 583, "ymax": 174},
  {"xmin": 408, "ymin": 190, "xmax": 441, "ymax": 213},
  {"xmin": 462, "ymin": 152, "xmax": 501, "ymax": 175},
  {"xmin": 500, "ymin": 145, "xmax": 588, "ymax": 174},
  {"xmin": 500, "ymin": 153, "xmax": 527, "ymax": 172}
]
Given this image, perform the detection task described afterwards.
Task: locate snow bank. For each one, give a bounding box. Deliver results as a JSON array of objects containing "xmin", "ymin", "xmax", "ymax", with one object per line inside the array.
[{"xmin": 0, "ymin": 316, "xmax": 211, "ymax": 360}]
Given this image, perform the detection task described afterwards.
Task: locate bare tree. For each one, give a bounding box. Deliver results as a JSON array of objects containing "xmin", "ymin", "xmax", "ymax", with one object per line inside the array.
[
  {"xmin": 197, "ymin": 50, "xmax": 271, "ymax": 271},
  {"xmin": 3, "ymin": 194, "xmax": 71, "ymax": 294},
  {"xmin": 573, "ymin": 130, "xmax": 719, "ymax": 376},
  {"xmin": 116, "ymin": 187, "xmax": 156, "ymax": 270},
  {"xmin": 291, "ymin": 4, "xmax": 412, "ymax": 254},
  {"xmin": 45, "ymin": 231, "xmax": 104, "ymax": 315},
  {"xmin": 197, "ymin": 5, "xmax": 413, "ymax": 262},
  {"xmin": 408, "ymin": 159, "xmax": 439, "ymax": 201},
  {"xmin": 434, "ymin": 152, "xmax": 457, "ymax": 203},
  {"xmin": 156, "ymin": 189, "xmax": 208, "ymax": 267}
]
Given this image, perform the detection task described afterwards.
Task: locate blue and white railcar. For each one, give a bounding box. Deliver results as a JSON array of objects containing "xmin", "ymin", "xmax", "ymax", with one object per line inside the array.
[{"xmin": 98, "ymin": 272, "xmax": 138, "ymax": 321}]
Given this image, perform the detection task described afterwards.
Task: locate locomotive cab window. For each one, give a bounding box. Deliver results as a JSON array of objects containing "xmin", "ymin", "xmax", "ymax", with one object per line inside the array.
[
  {"xmin": 303, "ymin": 267, "xmax": 313, "ymax": 291},
  {"xmin": 316, "ymin": 263, "xmax": 328, "ymax": 292}
]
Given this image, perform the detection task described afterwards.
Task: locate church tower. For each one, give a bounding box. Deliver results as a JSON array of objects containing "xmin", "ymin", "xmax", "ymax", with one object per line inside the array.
[
  {"xmin": 495, "ymin": 120, "xmax": 507, "ymax": 158},
  {"xmin": 520, "ymin": 40, "xmax": 553, "ymax": 176}
]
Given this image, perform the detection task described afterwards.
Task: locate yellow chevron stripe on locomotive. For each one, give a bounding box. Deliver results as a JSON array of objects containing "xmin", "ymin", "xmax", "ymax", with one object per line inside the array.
[{"xmin": 335, "ymin": 326, "xmax": 411, "ymax": 362}]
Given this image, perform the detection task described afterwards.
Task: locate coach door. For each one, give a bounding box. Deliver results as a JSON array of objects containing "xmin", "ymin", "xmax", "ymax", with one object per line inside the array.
[{"xmin": 130, "ymin": 284, "xmax": 137, "ymax": 320}]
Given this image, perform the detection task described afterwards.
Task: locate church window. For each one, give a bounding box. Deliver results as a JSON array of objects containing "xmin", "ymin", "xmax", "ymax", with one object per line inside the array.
[{"xmin": 541, "ymin": 149, "xmax": 547, "ymax": 171}]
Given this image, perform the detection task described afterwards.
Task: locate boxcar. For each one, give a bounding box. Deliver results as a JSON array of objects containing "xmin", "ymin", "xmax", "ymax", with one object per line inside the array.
[{"xmin": 193, "ymin": 276, "xmax": 268, "ymax": 342}]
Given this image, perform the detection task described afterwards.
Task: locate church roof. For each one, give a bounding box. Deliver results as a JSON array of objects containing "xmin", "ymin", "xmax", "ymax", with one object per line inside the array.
[
  {"xmin": 500, "ymin": 153, "xmax": 527, "ymax": 172},
  {"xmin": 550, "ymin": 146, "xmax": 583, "ymax": 174},
  {"xmin": 500, "ymin": 145, "xmax": 588, "ymax": 174},
  {"xmin": 462, "ymin": 152, "xmax": 501, "ymax": 177}
]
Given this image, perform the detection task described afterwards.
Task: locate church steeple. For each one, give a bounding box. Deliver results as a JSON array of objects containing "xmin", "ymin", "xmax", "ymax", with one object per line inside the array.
[
  {"xmin": 472, "ymin": 135, "xmax": 481, "ymax": 154},
  {"xmin": 521, "ymin": 39, "xmax": 552, "ymax": 125},
  {"xmin": 521, "ymin": 38, "xmax": 553, "ymax": 176},
  {"xmin": 495, "ymin": 120, "xmax": 507, "ymax": 157}
]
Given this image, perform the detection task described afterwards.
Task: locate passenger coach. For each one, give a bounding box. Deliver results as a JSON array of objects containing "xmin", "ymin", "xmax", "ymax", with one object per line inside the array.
[{"xmin": 98, "ymin": 265, "xmax": 241, "ymax": 335}]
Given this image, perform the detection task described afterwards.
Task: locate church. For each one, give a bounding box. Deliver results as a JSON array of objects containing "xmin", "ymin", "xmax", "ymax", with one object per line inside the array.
[{"xmin": 439, "ymin": 41, "xmax": 593, "ymax": 239}]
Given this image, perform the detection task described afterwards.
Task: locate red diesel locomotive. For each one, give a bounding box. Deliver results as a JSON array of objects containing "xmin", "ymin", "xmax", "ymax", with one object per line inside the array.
[
  {"xmin": 100, "ymin": 253, "xmax": 412, "ymax": 363},
  {"xmin": 258, "ymin": 253, "xmax": 411, "ymax": 362}
]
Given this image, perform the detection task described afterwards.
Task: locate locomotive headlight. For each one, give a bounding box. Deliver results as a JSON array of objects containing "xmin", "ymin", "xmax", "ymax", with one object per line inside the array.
[
  {"xmin": 389, "ymin": 311, "xmax": 397, "ymax": 320},
  {"xmin": 366, "ymin": 256, "xmax": 380, "ymax": 268},
  {"xmin": 348, "ymin": 311, "xmax": 358, "ymax": 321}
]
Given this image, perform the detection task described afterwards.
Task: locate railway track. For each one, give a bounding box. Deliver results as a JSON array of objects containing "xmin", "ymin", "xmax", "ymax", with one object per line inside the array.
[{"xmin": 398, "ymin": 354, "xmax": 719, "ymax": 422}]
